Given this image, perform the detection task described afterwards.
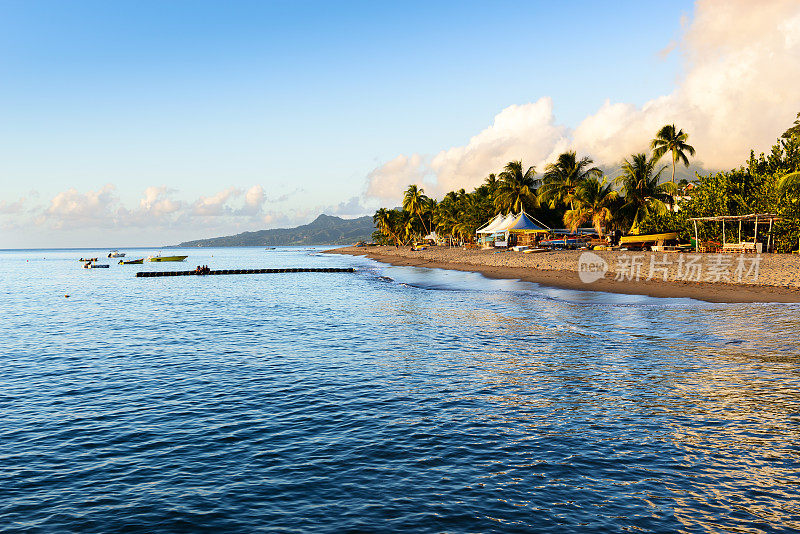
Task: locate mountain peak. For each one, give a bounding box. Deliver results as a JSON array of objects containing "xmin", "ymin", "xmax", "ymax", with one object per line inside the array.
[{"xmin": 178, "ymin": 213, "xmax": 374, "ymax": 247}]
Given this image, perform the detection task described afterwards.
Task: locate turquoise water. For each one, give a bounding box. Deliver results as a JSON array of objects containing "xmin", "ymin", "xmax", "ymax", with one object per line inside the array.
[{"xmin": 2, "ymin": 247, "xmax": 800, "ymax": 532}]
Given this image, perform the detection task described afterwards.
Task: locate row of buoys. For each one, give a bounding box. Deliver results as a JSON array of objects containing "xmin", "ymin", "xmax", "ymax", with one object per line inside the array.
[{"xmin": 135, "ymin": 267, "xmax": 355, "ymax": 277}]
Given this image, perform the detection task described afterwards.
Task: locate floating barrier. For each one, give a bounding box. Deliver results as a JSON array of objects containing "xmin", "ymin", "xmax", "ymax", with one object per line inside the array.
[{"xmin": 135, "ymin": 267, "xmax": 355, "ymax": 278}]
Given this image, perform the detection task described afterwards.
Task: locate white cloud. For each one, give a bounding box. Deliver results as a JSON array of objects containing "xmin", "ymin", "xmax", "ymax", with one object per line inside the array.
[
  {"xmin": 365, "ymin": 0, "xmax": 800, "ymax": 201},
  {"xmin": 10, "ymin": 184, "xmax": 289, "ymax": 235},
  {"xmin": 138, "ymin": 186, "xmax": 182, "ymax": 217},
  {"xmin": 43, "ymin": 184, "xmax": 120, "ymax": 228},
  {"xmin": 429, "ymin": 99, "xmax": 570, "ymax": 196},
  {"xmin": 365, "ymin": 100, "xmax": 569, "ymax": 204},
  {"xmin": 190, "ymin": 187, "xmax": 241, "ymax": 216},
  {"xmin": 0, "ymin": 197, "xmax": 29, "ymax": 215},
  {"xmin": 244, "ymin": 185, "xmax": 265, "ymax": 210},
  {"xmin": 365, "ymin": 153, "xmax": 429, "ymax": 202}
]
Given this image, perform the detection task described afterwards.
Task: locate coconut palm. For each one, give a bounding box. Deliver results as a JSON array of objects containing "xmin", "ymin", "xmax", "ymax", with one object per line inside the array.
[
  {"xmin": 373, "ymin": 208, "xmax": 404, "ymax": 246},
  {"xmin": 494, "ymin": 161, "xmax": 538, "ymax": 214},
  {"xmin": 539, "ymin": 151, "xmax": 602, "ymax": 209},
  {"xmin": 778, "ymin": 171, "xmax": 800, "ymax": 194},
  {"xmin": 650, "ymin": 124, "xmax": 696, "ymax": 184},
  {"xmin": 562, "ymin": 177, "xmax": 618, "ymax": 236},
  {"xmin": 616, "ymin": 153, "xmax": 673, "ymax": 232},
  {"xmin": 373, "ymin": 208, "xmax": 393, "ymax": 241},
  {"xmin": 402, "ymin": 184, "xmax": 432, "ymax": 237}
]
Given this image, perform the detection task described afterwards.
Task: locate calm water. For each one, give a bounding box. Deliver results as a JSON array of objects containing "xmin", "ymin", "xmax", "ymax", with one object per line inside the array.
[{"xmin": 2, "ymin": 247, "xmax": 800, "ymax": 533}]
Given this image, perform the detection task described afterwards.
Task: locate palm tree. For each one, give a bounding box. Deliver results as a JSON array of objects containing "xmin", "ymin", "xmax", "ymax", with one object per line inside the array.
[
  {"xmin": 402, "ymin": 184, "xmax": 431, "ymax": 237},
  {"xmin": 650, "ymin": 124, "xmax": 696, "ymax": 184},
  {"xmin": 373, "ymin": 208, "xmax": 401, "ymax": 246},
  {"xmin": 778, "ymin": 171, "xmax": 800, "ymax": 194},
  {"xmin": 539, "ymin": 151, "xmax": 602, "ymax": 209},
  {"xmin": 494, "ymin": 161, "xmax": 538, "ymax": 214},
  {"xmin": 562, "ymin": 177, "xmax": 618, "ymax": 236},
  {"xmin": 616, "ymin": 153, "xmax": 673, "ymax": 233}
]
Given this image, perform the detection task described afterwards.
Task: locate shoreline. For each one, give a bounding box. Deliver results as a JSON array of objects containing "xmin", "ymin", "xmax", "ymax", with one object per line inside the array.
[{"xmin": 326, "ymin": 246, "xmax": 800, "ymax": 303}]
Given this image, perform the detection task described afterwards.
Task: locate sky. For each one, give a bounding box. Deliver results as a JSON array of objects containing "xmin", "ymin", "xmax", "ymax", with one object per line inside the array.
[{"xmin": 1, "ymin": 0, "xmax": 798, "ymax": 248}]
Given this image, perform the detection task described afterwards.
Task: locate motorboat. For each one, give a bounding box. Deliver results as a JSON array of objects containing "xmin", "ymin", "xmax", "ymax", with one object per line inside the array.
[
  {"xmin": 78, "ymin": 257, "xmax": 98, "ymax": 262},
  {"xmin": 107, "ymin": 250, "xmax": 126, "ymax": 258},
  {"xmin": 148, "ymin": 253, "xmax": 188, "ymax": 262},
  {"xmin": 83, "ymin": 261, "xmax": 109, "ymax": 269},
  {"xmin": 119, "ymin": 258, "xmax": 144, "ymax": 265}
]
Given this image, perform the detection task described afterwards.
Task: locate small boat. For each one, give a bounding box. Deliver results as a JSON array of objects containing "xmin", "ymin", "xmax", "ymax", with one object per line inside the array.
[
  {"xmin": 119, "ymin": 258, "xmax": 144, "ymax": 265},
  {"xmin": 83, "ymin": 262, "xmax": 109, "ymax": 269},
  {"xmin": 78, "ymin": 257, "xmax": 98, "ymax": 262},
  {"xmin": 148, "ymin": 254, "xmax": 188, "ymax": 262},
  {"xmin": 107, "ymin": 250, "xmax": 126, "ymax": 258}
]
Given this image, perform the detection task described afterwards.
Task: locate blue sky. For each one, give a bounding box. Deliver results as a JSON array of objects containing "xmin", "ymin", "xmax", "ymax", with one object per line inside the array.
[{"xmin": 6, "ymin": 0, "xmax": 786, "ymax": 247}]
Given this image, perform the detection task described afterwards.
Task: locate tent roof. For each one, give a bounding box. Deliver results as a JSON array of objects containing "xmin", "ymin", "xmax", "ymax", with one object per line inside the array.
[
  {"xmin": 476, "ymin": 213, "xmax": 504, "ymax": 234},
  {"xmin": 509, "ymin": 212, "xmax": 549, "ymax": 232},
  {"xmin": 477, "ymin": 213, "xmax": 515, "ymax": 234},
  {"xmin": 491, "ymin": 213, "xmax": 519, "ymax": 233}
]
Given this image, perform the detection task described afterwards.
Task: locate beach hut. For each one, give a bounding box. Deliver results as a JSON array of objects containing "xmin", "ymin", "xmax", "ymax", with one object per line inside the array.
[{"xmin": 688, "ymin": 213, "xmax": 780, "ymax": 253}]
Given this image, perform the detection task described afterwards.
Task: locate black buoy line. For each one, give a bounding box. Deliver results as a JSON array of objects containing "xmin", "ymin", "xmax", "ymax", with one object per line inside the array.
[{"xmin": 135, "ymin": 267, "xmax": 356, "ymax": 277}]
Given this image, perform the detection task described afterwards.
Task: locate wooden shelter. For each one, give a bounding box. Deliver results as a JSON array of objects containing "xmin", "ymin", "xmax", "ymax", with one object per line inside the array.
[{"xmin": 688, "ymin": 213, "xmax": 781, "ymax": 253}]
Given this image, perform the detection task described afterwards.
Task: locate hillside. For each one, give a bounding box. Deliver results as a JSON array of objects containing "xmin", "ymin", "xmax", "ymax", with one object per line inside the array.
[{"xmin": 177, "ymin": 214, "xmax": 375, "ymax": 247}]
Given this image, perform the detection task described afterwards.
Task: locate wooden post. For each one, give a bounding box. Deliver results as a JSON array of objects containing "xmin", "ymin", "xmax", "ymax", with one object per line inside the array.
[
  {"xmin": 722, "ymin": 220, "xmax": 726, "ymax": 244},
  {"xmin": 739, "ymin": 220, "xmax": 742, "ymax": 243},
  {"xmin": 767, "ymin": 218, "xmax": 774, "ymax": 252},
  {"xmin": 693, "ymin": 220, "xmax": 699, "ymax": 252},
  {"xmin": 754, "ymin": 217, "xmax": 759, "ymax": 246}
]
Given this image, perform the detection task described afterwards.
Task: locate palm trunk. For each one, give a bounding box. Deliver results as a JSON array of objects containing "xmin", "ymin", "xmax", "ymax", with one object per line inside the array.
[
  {"xmin": 671, "ymin": 151, "xmax": 676, "ymax": 184},
  {"xmin": 418, "ymin": 214, "xmax": 429, "ymax": 238},
  {"xmin": 669, "ymin": 152, "xmax": 676, "ymax": 211}
]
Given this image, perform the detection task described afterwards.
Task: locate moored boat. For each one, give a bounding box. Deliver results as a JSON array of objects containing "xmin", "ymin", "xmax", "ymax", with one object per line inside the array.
[
  {"xmin": 119, "ymin": 258, "xmax": 144, "ymax": 264},
  {"xmin": 78, "ymin": 257, "xmax": 98, "ymax": 262},
  {"xmin": 107, "ymin": 250, "xmax": 126, "ymax": 258},
  {"xmin": 148, "ymin": 254, "xmax": 188, "ymax": 262},
  {"xmin": 83, "ymin": 262, "xmax": 109, "ymax": 269}
]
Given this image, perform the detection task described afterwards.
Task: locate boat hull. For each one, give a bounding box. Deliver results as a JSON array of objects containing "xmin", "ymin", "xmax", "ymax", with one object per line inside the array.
[
  {"xmin": 119, "ymin": 259, "xmax": 144, "ymax": 264},
  {"xmin": 148, "ymin": 255, "xmax": 188, "ymax": 262}
]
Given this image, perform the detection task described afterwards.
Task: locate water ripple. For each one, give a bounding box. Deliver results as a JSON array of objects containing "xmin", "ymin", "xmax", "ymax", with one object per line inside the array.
[{"xmin": 1, "ymin": 248, "xmax": 800, "ymax": 532}]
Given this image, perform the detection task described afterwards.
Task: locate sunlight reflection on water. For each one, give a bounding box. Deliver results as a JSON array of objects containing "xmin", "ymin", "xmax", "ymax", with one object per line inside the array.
[{"xmin": 1, "ymin": 248, "xmax": 800, "ymax": 532}]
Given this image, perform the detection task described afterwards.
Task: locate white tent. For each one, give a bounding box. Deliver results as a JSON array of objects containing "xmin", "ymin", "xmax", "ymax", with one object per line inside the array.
[
  {"xmin": 491, "ymin": 213, "xmax": 519, "ymax": 234},
  {"xmin": 476, "ymin": 213, "xmax": 505, "ymax": 234}
]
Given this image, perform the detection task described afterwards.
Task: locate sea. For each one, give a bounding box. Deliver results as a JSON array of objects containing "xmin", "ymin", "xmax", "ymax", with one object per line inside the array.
[{"xmin": 2, "ymin": 246, "xmax": 800, "ymax": 533}]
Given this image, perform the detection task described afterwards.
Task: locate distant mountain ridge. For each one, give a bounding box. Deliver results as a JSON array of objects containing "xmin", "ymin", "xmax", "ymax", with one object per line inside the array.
[{"xmin": 177, "ymin": 214, "xmax": 375, "ymax": 247}]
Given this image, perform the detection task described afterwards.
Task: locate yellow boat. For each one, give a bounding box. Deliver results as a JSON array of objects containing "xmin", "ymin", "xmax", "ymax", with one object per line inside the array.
[
  {"xmin": 148, "ymin": 254, "xmax": 188, "ymax": 262},
  {"xmin": 619, "ymin": 232, "xmax": 678, "ymax": 246}
]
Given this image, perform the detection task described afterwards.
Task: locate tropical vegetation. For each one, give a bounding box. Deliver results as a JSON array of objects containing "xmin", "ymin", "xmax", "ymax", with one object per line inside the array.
[{"xmin": 372, "ymin": 112, "xmax": 800, "ymax": 252}]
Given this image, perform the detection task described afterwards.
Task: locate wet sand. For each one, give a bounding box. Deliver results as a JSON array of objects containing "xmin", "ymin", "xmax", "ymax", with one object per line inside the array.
[{"xmin": 326, "ymin": 246, "xmax": 800, "ymax": 303}]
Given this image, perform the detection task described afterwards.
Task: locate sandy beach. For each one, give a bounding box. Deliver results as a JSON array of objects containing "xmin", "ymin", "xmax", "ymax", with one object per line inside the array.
[{"xmin": 327, "ymin": 245, "xmax": 800, "ymax": 303}]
